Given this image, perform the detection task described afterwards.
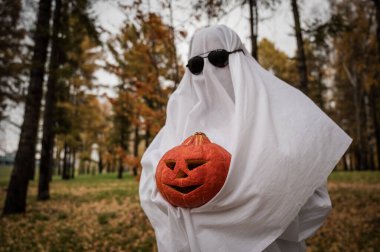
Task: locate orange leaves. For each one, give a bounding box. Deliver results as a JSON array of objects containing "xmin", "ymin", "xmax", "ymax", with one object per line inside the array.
[
  {"xmin": 115, "ymin": 146, "xmax": 126, "ymax": 158},
  {"xmin": 124, "ymin": 155, "xmax": 140, "ymax": 168},
  {"xmin": 114, "ymin": 147, "xmax": 141, "ymax": 171},
  {"xmin": 105, "ymin": 11, "xmax": 182, "ymax": 151}
]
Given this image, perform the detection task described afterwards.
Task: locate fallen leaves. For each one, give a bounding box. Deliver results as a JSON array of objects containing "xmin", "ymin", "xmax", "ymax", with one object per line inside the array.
[
  {"xmin": 0, "ymin": 172, "xmax": 379, "ymax": 251},
  {"xmin": 0, "ymin": 175, "xmax": 155, "ymax": 252},
  {"xmin": 306, "ymin": 181, "xmax": 380, "ymax": 252}
]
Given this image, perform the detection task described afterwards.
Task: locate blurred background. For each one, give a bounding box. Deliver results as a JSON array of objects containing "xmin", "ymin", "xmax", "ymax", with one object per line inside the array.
[{"xmin": 0, "ymin": 0, "xmax": 379, "ymax": 251}]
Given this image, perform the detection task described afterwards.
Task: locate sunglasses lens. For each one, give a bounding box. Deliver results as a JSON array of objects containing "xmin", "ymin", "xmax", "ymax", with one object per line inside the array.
[
  {"xmin": 187, "ymin": 56, "xmax": 204, "ymax": 75},
  {"xmin": 208, "ymin": 50, "xmax": 229, "ymax": 67}
]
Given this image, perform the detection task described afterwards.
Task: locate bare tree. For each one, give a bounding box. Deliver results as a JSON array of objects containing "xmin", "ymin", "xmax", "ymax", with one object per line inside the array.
[
  {"xmin": 291, "ymin": 0, "xmax": 308, "ymax": 94},
  {"xmin": 248, "ymin": 0, "xmax": 258, "ymax": 59}
]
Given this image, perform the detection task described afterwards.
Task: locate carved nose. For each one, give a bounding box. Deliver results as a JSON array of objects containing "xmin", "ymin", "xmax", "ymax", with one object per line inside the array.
[{"xmin": 176, "ymin": 169, "xmax": 188, "ymax": 178}]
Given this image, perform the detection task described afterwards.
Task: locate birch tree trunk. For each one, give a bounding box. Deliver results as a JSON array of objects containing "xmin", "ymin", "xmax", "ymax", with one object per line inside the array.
[{"xmin": 38, "ymin": 0, "xmax": 62, "ymax": 201}]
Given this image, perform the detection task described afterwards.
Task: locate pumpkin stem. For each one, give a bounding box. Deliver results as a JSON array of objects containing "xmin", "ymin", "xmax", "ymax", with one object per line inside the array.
[{"xmin": 182, "ymin": 132, "xmax": 211, "ymax": 146}]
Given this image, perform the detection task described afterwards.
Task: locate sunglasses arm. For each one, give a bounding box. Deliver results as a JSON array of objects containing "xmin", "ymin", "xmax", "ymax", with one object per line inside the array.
[{"xmin": 230, "ymin": 49, "xmax": 245, "ymax": 55}]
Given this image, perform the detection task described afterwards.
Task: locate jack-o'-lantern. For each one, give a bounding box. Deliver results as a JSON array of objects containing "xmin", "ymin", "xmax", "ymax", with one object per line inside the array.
[{"xmin": 155, "ymin": 132, "xmax": 231, "ymax": 208}]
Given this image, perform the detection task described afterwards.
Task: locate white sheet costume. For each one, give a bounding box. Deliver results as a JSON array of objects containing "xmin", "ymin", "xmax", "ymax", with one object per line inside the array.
[{"xmin": 139, "ymin": 25, "xmax": 352, "ymax": 252}]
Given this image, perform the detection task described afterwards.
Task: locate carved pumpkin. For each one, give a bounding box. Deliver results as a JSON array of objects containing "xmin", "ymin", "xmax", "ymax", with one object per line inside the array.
[{"xmin": 155, "ymin": 132, "xmax": 231, "ymax": 208}]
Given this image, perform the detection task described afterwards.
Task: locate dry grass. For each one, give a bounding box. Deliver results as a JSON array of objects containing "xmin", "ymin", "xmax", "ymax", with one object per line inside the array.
[
  {"xmin": 306, "ymin": 181, "xmax": 380, "ymax": 252},
  {"xmin": 0, "ymin": 169, "xmax": 379, "ymax": 251}
]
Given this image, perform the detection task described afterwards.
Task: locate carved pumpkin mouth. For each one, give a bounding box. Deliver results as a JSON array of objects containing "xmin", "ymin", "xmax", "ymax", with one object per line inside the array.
[{"xmin": 165, "ymin": 184, "xmax": 202, "ymax": 194}]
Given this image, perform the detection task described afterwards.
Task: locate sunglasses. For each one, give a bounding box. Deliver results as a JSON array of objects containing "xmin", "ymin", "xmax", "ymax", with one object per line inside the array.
[{"xmin": 186, "ymin": 49, "xmax": 244, "ymax": 75}]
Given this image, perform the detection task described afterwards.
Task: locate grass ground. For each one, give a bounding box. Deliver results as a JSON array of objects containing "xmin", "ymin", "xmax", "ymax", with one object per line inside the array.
[
  {"xmin": 0, "ymin": 169, "xmax": 155, "ymax": 252},
  {"xmin": 0, "ymin": 167, "xmax": 379, "ymax": 252},
  {"xmin": 307, "ymin": 173, "xmax": 380, "ymax": 252}
]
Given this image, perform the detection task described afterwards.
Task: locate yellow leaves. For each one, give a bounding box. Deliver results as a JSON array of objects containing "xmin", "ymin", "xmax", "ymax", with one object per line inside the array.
[
  {"xmin": 80, "ymin": 36, "xmax": 93, "ymax": 52},
  {"xmin": 331, "ymin": 0, "xmax": 377, "ymax": 85},
  {"xmin": 258, "ymin": 38, "xmax": 297, "ymax": 84}
]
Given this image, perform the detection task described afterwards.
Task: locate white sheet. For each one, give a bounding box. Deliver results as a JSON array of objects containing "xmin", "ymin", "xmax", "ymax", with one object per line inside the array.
[{"xmin": 139, "ymin": 25, "xmax": 351, "ymax": 252}]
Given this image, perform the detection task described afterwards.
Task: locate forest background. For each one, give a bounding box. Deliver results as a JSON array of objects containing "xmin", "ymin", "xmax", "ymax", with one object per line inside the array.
[{"xmin": 0, "ymin": 0, "xmax": 379, "ymax": 251}]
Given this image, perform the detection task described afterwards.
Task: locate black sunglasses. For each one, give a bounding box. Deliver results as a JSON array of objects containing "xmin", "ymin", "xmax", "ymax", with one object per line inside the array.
[{"xmin": 186, "ymin": 49, "xmax": 244, "ymax": 75}]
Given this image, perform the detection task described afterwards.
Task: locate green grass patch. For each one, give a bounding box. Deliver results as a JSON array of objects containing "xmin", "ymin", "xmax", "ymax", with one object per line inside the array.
[
  {"xmin": 0, "ymin": 166, "xmax": 12, "ymax": 186},
  {"xmin": 329, "ymin": 171, "xmax": 380, "ymax": 184},
  {"xmin": 51, "ymin": 227, "xmax": 86, "ymax": 252},
  {"xmin": 97, "ymin": 212, "xmax": 118, "ymax": 225}
]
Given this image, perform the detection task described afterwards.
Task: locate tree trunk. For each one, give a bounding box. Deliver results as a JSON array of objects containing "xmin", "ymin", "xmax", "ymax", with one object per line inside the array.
[
  {"xmin": 354, "ymin": 88, "xmax": 365, "ymax": 170},
  {"xmin": 369, "ymin": 86, "xmax": 380, "ymax": 170},
  {"xmin": 362, "ymin": 93, "xmax": 370, "ymax": 170},
  {"xmin": 362, "ymin": 96, "xmax": 371, "ymax": 170},
  {"xmin": 92, "ymin": 161, "xmax": 96, "ymax": 175},
  {"xmin": 49, "ymin": 155, "xmax": 54, "ymax": 182},
  {"xmin": 344, "ymin": 64, "xmax": 367, "ymax": 171},
  {"xmin": 291, "ymin": 0, "xmax": 308, "ymax": 94},
  {"xmin": 85, "ymin": 161, "xmax": 90, "ymax": 174},
  {"xmin": 117, "ymin": 157, "xmax": 123, "ymax": 179},
  {"xmin": 71, "ymin": 150, "xmax": 76, "ymax": 179},
  {"xmin": 98, "ymin": 153, "xmax": 103, "ymax": 174},
  {"xmin": 369, "ymin": 144, "xmax": 375, "ymax": 171},
  {"xmin": 145, "ymin": 125, "xmax": 151, "ymax": 148},
  {"xmin": 57, "ymin": 157, "xmax": 62, "ymax": 175},
  {"xmin": 372, "ymin": 0, "xmax": 380, "ymax": 170},
  {"xmin": 248, "ymin": 0, "xmax": 258, "ymax": 60},
  {"xmin": 3, "ymin": 0, "xmax": 52, "ymax": 215},
  {"xmin": 79, "ymin": 160, "xmax": 84, "ymax": 174},
  {"xmin": 62, "ymin": 142, "xmax": 70, "ymax": 180},
  {"xmin": 350, "ymin": 151, "xmax": 355, "ymax": 171},
  {"xmin": 106, "ymin": 160, "xmax": 110, "ymax": 173},
  {"xmin": 316, "ymin": 70, "xmax": 324, "ymax": 109},
  {"xmin": 373, "ymin": 0, "xmax": 380, "ymax": 62},
  {"xmin": 132, "ymin": 125, "xmax": 139, "ymax": 177},
  {"xmin": 112, "ymin": 157, "xmax": 117, "ymax": 173},
  {"xmin": 167, "ymin": 0, "xmax": 180, "ymax": 88},
  {"xmin": 348, "ymin": 153, "xmax": 353, "ymax": 171},
  {"xmin": 56, "ymin": 145, "xmax": 62, "ymax": 176},
  {"xmin": 118, "ymin": 114, "xmax": 128, "ymax": 178},
  {"xmin": 343, "ymin": 154, "xmax": 348, "ymax": 171},
  {"xmin": 38, "ymin": 0, "xmax": 62, "ymax": 201}
]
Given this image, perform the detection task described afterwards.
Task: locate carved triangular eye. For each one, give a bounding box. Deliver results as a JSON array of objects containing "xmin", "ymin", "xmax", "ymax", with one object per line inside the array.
[
  {"xmin": 165, "ymin": 160, "xmax": 176, "ymax": 170},
  {"xmin": 186, "ymin": 159, "xmax": 207, "ymax": 170}
]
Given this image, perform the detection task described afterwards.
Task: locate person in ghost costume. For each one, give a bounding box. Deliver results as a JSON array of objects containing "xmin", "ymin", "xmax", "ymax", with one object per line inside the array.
[{"xmin": 139, "ymin": 25, "xmax": 352, "ymax": 252}]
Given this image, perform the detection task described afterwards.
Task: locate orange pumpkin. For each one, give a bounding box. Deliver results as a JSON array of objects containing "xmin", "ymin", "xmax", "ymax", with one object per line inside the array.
[{"xmin": 155, "ymin": 132, "xmax": 231, "ymax": 208}]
